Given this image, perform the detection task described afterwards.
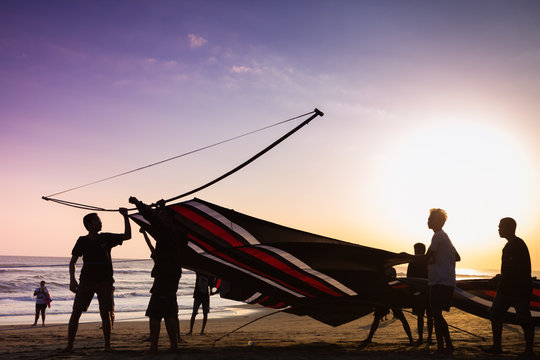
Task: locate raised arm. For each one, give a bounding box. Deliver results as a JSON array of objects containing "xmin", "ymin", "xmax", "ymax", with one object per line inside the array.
[
  {"xmin": 119, "ymin": 207, "xmax": 132, "ymax": 240},
  {"xmin": 140, "ymin": 228, "xmax": 155, "ymax": 254},
  {"xmin": 128, "ymin": 197, "xmax": 160, "ymax": 225}
]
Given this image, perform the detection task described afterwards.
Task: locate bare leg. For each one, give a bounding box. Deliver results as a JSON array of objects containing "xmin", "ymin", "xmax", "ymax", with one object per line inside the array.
[
  {"xmin": 416, "ymin": 315, "xmax": 424, "ymax": 343},
  {"xmin": 187, "ymin": 312, "xmax": 196, "ymax": 335},
  {"xmin": 149, "ymin": 318, "xmax": 161, "ymax": 353},
  {"xmin": 176, "ymin": 317, "xmax": 181, "ymax": 342},
  {"xmin": 41, "ymin": 307, "xmax": 46, "ymax": 326},
  {"xmin": 63, "ymin": 309, "xmax": 83, "ymax": 352},
  {"xmin": 490, "ymin": 319, "xmax": 503, "ymax": 350},
  {"xmin": 397, "ymin": 314, "xmax": 414, "ymax": 344},
  {"xmin": 427, "ymin": 316, "xmax": 434, "ymax": 344},
  {"xmin": 523, "ymin": 324, "xmax": 534, "ymax": 355},
  {"xmin": 433, "ymin": 310, "xmax": 452, "ymax": 352},
  {"xmin": 33, "ymin": 308, "xmax": 39, "ymax": 326},
  {"xmin": 363, "ymin": 316, "xmax": 381, "ymax": 343},
  {"xmin": 165, "ymin": 317, "xmax": 179, "ymax": 351},
  {"xmin": 99, "ymin": 309, "xmax": 112, "ymax": 351},
  {"xmin": 200, "ymin": 313, "xmax": 208, "ymax": 335}
]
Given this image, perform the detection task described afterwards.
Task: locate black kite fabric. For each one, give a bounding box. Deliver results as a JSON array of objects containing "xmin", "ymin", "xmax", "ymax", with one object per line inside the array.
[
  {"xmin": 130, "ymin": 198, "xmax": 413, "ymax": 326},
  {"xmin": 130, "ymin": 198, "xmax": 540, "ymax": 327}
]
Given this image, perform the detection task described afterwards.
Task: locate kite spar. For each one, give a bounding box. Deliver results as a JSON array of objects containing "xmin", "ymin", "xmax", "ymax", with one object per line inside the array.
[{"xmin": 42, "ymin": 108, "xmax": 324, "ymax": 211}]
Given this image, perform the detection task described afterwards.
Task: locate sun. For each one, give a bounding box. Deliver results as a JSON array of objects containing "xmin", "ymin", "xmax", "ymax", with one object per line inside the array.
[{"xmin": 368, "ymin": 115, "xmax": 537, "ymax": 268}]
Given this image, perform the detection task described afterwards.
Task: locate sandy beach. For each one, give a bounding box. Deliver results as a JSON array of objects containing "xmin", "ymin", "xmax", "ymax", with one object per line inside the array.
[{"xmin": 0, "ymin": 307, "xmax": 536, "ymax": 359}]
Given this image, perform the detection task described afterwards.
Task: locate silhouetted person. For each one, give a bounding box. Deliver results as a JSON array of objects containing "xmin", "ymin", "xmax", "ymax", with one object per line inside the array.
[
  {"xmin": 406, "ymin": 243, "xmax": 433, "ymax": 345},
  {"xmin": 129, "ymin": 197, "xmax": 186, "ymax": 353},
  {"xmin": 362, "ymin": 267, "xmax": 414, "ymax": 345},
  {"xmin": 140, "ymin": 227, "xmax": 182, "ymax": 344},
  {"xmin": 187, "ymin": 272, "xmax": 214, "ymax": 335},
  {"xmin": 64, "ymin": 209, "xmax": 131, "ymax": 352},
  {"xmin": 485, "ymin": 217, "xmax": 534, "ymax": 356},
  {"xmin": 421, "ymin": 208, "xmax": 460, "ymax": 355},
  {"xmin": 33, "ymin": 280, "xmax": 51, "ymax": 326}
]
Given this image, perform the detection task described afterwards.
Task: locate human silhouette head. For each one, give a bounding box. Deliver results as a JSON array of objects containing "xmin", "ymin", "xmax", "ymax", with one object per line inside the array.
[
  {"xmin": 83, "ymin": 213, "xmax": 102, "ymax": 232},
  {"xmin": 413, "ymin": 242, "xmax": 426, "ymax": 255},
  {"xmin": 498, "ymin": 217, "xmax": 517, "ymax": 238},
  {"xmin": 428, "ymin": 208, "xmax": 447, "ymax": 231},
  {"xmin": 40, "ymin": 280, "xmax": 46, "ymax": 287}
]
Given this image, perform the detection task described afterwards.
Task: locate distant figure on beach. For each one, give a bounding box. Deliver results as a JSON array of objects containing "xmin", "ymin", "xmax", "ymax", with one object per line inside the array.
[
  {"xmin": 361, "ymin": 267, "xmax": 414, "ymax": 345},
  {"xmin": 129, "ymin": 197, "xmax": 187, "ymax": 353},
  {"xmin": 33, "ymin": 280, "xmax": 51, "ymax": 326},
  {"xmin": 140, "ymin": 227, "xmax": 182, "ymax": 344},
  {"xmin": 420, "ymin": 208, "xmax": 460, "ymax": 355},
  {"xmin": 63, "ymin": 208, "xmax": 131, "ymax": 353},
  {"xmin": 406, "ymin": 243, "xmax": 433, "ymax": 345},
  {"xmin": 485, "ymin": 217, "xmax": 534, "ymax": 356},
  {"xmin": 187, "ymin": 272, "xmax": 215, "ymax": 335}
]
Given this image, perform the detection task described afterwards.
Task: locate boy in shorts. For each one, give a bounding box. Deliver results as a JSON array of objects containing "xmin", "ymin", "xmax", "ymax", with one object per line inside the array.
[{"xmin": 64, "ymin": 208, "xmax": 131, "ymax": 352}]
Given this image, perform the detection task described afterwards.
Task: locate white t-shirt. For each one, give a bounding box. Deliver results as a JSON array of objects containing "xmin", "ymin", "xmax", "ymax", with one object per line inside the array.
[
  {"xmin": 427, "ymin": 230, "xmax": 457, "ymax": 287},
  {"xmin": 34, "ymin": 287, "xmax": 50, "ymax": 305}
]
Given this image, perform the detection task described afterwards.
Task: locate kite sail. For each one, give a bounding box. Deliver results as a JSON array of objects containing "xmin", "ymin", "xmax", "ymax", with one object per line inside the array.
[
  {"xmin": 130, "ymin": 198, "xmax": 414, "ymax": 326},
  {"xmin": 390, "ymin": 277, "xmax": 540, "ymax": 326},
  {"xmin": 130, "ymin": 197, "xmax": 540, "ymax": 327}
]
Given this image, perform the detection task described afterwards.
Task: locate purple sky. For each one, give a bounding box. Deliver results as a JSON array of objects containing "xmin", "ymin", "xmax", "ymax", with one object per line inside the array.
[{"xmin": 2, "ymin": 1, "xmax": 540, "ymax": 270}]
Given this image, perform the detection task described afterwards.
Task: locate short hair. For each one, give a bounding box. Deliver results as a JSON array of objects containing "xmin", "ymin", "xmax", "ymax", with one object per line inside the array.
[
  {"xmin": 413, "ymin": 242, "xmax": 426, "ymax": 253},
  {"xmin": 429, "ymin": 208, "xmax": 447, "ymax": 226},
  {"xmin": 83, "ymin": 213, "xmax": 98, "ymax": 231},
  {"xmin": 500, "ymin": 217, "xmax": 517, "ymax": 234},
  {"xmin": 40, "ymin": 280, "xmax": 46, "ymax": 286}
]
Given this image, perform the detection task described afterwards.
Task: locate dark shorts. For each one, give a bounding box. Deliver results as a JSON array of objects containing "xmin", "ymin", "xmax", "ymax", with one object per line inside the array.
[
  {"xmin": 193, "ymin": 296, "xmax": 210, "ymax": 315},
  {"xmin": 146, "ymin": 293, "xmax": 178, "ymax": 319},
  {"xmin": 429, "ymin": 285, "xmax": 454, "ymax": 312},
  {"xmin": 490, "ymin": 291, "xmax": 532, "ymax": 326},
  {"xmin": 412, "ymin": 295, "xmax": 432, "ymax": 317},
  {"xmin": 412, "ymin": 304, "xmax": 432, "ymax": 317},
  {"xmin": 36, "ymin": 303, "xmax": 47, "ymax": 311},
  {"xmin": 373, "ymin": 306, "xmax": 403, "ymax": 319},
  {"xmin": 73, "ymin": 280, "xmax": 114, "ymax": 312}
]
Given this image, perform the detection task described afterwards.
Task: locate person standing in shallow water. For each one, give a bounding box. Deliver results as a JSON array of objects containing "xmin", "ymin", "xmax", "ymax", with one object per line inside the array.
[
  {"xmin": 419, "ymin": 208, "xmax": 460, "ymax": 355},
  {"xmin": 33, "ymin": 280, "xmax": 51, "ymax": 326},
  {"xmin": 485, "ymin": 217, "xmax": 534, "ymax": 356},
  {"xmin": 63, "ymin": 208, "xmax": 131, "ymax": 353}
]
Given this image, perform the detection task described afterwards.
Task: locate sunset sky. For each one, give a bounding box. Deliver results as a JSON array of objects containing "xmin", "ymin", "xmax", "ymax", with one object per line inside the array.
[{"xmin": 2, "ymin": 1, "xmax": 540, "ymax": 271}]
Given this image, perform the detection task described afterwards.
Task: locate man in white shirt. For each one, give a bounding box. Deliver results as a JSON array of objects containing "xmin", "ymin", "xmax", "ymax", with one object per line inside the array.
[{"xmin": 422, "ymin": 208, "xmax": 460, "ymax": 355}]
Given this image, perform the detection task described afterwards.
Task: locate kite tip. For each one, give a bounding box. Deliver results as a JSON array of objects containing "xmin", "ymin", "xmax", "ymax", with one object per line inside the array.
[{"xmin": 314, "ymin": 108, "xmax": 324, "ymax": 117}]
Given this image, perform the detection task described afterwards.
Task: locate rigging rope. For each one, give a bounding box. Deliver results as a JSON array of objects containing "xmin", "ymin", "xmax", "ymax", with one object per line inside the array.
[
  {"xmin": 45, "ymin": 110, "xmax": 315, "ymax": 198},
  {"xmin": 42, "ymin": 108, "xmax": 323, "ymax": 212}
]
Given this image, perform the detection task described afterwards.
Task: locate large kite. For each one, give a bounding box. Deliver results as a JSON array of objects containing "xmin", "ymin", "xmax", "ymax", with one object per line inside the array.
[{"xmin": 129, "ymin": 198, "xmax": 540, "ymax": 327}]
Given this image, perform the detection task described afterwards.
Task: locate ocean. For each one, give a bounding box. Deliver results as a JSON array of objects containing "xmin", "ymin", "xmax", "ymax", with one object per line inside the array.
[
  {"xmin": 2, "ymin": 255, "xmax": 535, "ymax": 327},
  {"xmin": 0, "ymin": 255, "xmax": 243, "ymax": 326}
]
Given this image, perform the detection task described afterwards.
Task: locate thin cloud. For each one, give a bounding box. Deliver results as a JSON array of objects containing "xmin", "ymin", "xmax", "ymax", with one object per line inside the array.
[
  {"xmin": 188, "ymin": 34, "xmax": 207, "ymax": 49},
  {"xmin": 231, "ymin": 65, "xmax": 253, "ymax": 74}
]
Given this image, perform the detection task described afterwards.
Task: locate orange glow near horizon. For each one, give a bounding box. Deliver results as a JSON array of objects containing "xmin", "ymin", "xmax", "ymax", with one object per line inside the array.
[{"xmin": 359, "ymin": 112, "xmax": 539, "ymax": 269}]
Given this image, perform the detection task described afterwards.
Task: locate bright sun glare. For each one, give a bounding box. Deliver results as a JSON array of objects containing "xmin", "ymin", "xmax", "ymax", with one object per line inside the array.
[{"xmin": 372, "ymin": 115, "xmax": 537, "ymax": 265}]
